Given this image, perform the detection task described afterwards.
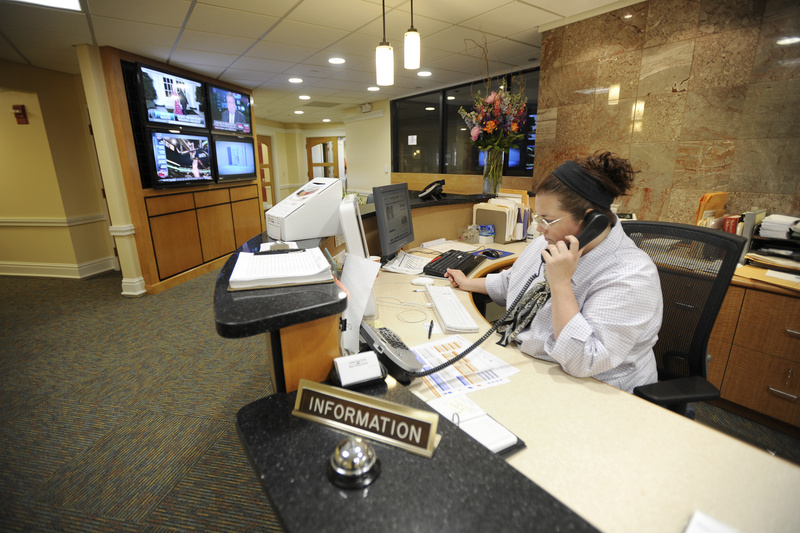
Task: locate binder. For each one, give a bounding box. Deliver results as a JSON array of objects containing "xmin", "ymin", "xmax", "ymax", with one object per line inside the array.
[{"xmin": 738, "ymin": 208, "xmax": 766, "ymax": 264}]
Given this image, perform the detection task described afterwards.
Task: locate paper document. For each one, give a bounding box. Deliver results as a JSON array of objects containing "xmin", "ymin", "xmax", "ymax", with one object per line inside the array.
[
  {"xmin": 411, "ymin": 335, "xmax": 518, "ymax": 398},
  {"xmin": 428, "ymin": 394, "xmax": 520, "ymax": 454},
  {"xmin": 339, "ymin": 254, "xmax": 381, "ymax": 353},
  {"xmin": 381, "ymin": 250, "xmax": 432, "ymax": 274},
  {"xmin": 228, "ymin": 249, "xmax": 333, "ymax": 290}
]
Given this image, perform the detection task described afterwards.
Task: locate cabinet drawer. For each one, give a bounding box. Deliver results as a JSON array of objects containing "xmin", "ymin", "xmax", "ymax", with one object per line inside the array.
[
  {"xmin": 229, "ymin": 184, "xmax": 259, "ymax": 202},
  {"xmin": 146, "ymin": 193, "xmax": 195, "ymax": 216},
  {"xmin": 734, "ymin": 290, "xmax": 800, "ymax": 363},
  {"xmin": 721, "ymin": 345, "xmax": 800, "ymax": 427},
  {"xmin": 194, "ymin": 188, "xmax": 230, "ymax": 208},
  {"xmin": 710, "ymin": 286, "xmax": 744, "ymax": 343},
  {"xmin": 707, "ymin": 338, "xmax": 731, "ymax": 390}
]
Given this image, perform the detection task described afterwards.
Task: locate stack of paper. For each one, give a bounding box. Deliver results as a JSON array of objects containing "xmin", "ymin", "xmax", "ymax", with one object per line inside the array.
[
  {"xmin": 427, "ymin": 395, "xmax": 521, "ymax": 455},
  {"xmin": 228, "ymin": 248, "xmax": 333, "ymax": 290},
  {"xmin": 759, "ymin": 214, "xmax": 800, "ymax": 239}
]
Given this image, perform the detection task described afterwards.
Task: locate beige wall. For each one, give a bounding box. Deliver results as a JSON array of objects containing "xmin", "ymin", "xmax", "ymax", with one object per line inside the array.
[
  {"xmin": 535, "ymin": 0, "xmax": 800, "ymax": 222},
  {"xmin": 344, "ymin": 99, "xmax": 392, "ymax": 193},
  {"xmin": 0, "ymin": 60, "xmax": 116, "ymax": 277}
]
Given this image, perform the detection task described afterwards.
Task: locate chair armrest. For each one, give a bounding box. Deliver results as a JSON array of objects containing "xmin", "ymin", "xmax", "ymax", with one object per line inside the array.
[{"xmin": 633, "ymin": 376, "xmax": 720, "ymax": 407}]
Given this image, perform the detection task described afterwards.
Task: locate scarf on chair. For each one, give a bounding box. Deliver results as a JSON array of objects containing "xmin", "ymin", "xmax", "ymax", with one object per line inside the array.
[{"xmin": 496, "ymin": 278, "xmax": 551, "ymax": 347}]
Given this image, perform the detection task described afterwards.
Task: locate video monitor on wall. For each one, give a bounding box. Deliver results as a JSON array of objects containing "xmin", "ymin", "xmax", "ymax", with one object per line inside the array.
[
  {"xmin": 208, "ymin": 85, "xmax": 252, "ymax": 134},
  {"xmin": 138, "ymin": 64, "xmax": 207, "ymax": 129},
  {"xmin": 149, "ymin": 130, "xmax": 214, "ymax": 188},
  {"xmin": 213, "ymin": 135, "xmax": 256, "ymax": 182}
]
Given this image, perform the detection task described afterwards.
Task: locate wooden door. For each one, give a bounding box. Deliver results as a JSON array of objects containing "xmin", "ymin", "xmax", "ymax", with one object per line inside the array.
[
  {"xmin": 306, "ymin": 136, "xmax": 339, "ymax": 180},
  {"xmin": 257, "ymin": 136, "xmax": 276, "ymax": 206}
]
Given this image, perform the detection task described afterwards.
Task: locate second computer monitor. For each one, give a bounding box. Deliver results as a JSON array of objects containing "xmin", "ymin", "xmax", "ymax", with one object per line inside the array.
[{"xmin": 373, "ymin": 182, "xmax": 415, "ymax": 261}]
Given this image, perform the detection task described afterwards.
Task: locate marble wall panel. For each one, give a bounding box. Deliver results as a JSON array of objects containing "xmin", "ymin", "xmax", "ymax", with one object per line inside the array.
[
  {"xmin": 538, "ymin": 66, "xmax": 560, "ymax": 109},
  {"xmin": 638, "ymin": 40, "xmax": 694, "ymax": 96},
  {"xmin": 739, "ymin": 78, "xmax": 800, "ymax": 138},
  {"xmin": 599, "ymin": 3, "xmax": 648, "ymax": 58},
  {"xmin": 662, "ymin": 187, "xmax": 707, "ymax": 224},
  {"xmin": 680, "ymin": 85, "xmax": 747, "ymax": 140},
  {"xmin": 698, "ymin": 0, "xmax": 766, "ymax": 34},
  {"xmin": 625, "ymin": 186, "xmax": 670, "ymax": 220},
  {"xmin": 750, "ymin": 5, "xmax": 800, "ymax": 82},
  {"xmin": 590, "ymin": 97, "xmax": 636, "ymax": 150},
  {"xmin": 556, "ymin": 103, "xmax": 592, "ymax": 147},
  {"xmin": 556, "ymin": 60, "xmax": 600, "ymax": 107},
  {"xmin": 689, "ymin": 27, "xmax": 759, "ymax": 90},
  {"xmin": 726, "ymin": 191, "xmax": 797, "ymax": 215},
  {"xmin": 540, "ymin": 26, "xmax": 563, "ymax": 71},
  {"xmin": 644, "ymin": 0, "xmax": 701, "ymax": 48},
  {"xmin": 561, "ymin": 17, "xmax": 607, "ymax": 66},
  {"xmin": 630, "ymin": 93, "xmax": 686, "ymax": 143},
  {"xmin": 535, "ymin": 107, "xmax": 557, "ymax": 146},
  {"xmin": 673, "ymin": 140, "xmax": 736, "ymax": 190},
  {"xmin": 596, "ymin": 50, "xmax": 643, "ymax": 104},
  {"xmin": 730, "ymin": 138, "xmax": 800, "ymax": 194},
  {"xmin": 532, "ymin": 144, "xmax": 591, "ymax": 184},
  {"xmin": 629, "ymin": 142, "xmax": 679, "ymax": 189}
]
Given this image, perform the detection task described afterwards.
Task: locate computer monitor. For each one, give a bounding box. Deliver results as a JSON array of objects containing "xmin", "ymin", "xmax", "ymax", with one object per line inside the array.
[{"xmin": 372, "ymin": 183, "xmax": 415, "ymax": 262}]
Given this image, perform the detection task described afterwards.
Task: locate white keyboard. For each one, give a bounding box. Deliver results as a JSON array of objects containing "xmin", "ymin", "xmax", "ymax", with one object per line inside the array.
[{"xmin": 426, "ymin": 285, "xmax": 479, "ymax": 333}]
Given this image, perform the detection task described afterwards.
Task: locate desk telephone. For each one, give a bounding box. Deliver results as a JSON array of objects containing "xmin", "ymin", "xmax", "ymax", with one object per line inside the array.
[{"xmin": 362, "ymin": 211, "xmax": 610, "ymax": 383}]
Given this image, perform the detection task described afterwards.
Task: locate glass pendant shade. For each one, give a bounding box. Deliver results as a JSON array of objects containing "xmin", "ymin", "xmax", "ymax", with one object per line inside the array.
[
  {"xmin": 376, "ymin": 43, "xmax": 394, "ymax": 86},
  {"xmin": 404, "ymin": 29, "xmax": 420, "ymax": 70}
]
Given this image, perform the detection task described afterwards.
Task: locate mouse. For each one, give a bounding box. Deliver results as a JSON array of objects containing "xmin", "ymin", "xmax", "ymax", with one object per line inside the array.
[
  {"xmin": 411, "ymin": 277, "xmax": 434, "ymax": 286},
  {"xmin": 481, "ymin": 249, "xmax": 501, "ymax": 258}
]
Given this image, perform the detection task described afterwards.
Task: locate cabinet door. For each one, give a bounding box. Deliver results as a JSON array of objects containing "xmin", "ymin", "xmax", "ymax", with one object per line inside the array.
[
  {"xmin": 231, "ymin": 197, "xmax": 263, "ymax": 248},
  {"xmin": 734, "ymin": 290, "xmax": 800, "ymax": 362},
  {"xmin": 149, "ymin": 210, "xmax": 203, "ymax": 280},
  {"xmin": 721, "ymin": 345, "xmax": 800, "ymax": 427},
  {"xmin": 197, "ymin": 204, "xmax": 236, "ymax": 262}
]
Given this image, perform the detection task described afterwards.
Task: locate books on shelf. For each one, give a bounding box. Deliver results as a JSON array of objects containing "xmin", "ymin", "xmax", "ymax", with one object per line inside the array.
[{"xmin": 228, "ymin": 247, "xmax": 334, "ymax": 290}]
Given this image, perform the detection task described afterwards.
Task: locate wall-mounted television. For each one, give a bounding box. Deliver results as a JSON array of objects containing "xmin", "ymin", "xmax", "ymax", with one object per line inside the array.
[
  {"xmin": 138, "ymin": 64, "xmax": 207, "ymax": 129},
  {"xmin": 208, "ymin": 85, "xmax": 252, "ymax": 134},
  {"xmin": 149, "ymin": 130, "xmax": 214, "ymax": 188},
  {"xmin": 213, "ymin": 134, "xmax": 256, "ymax": 182}
]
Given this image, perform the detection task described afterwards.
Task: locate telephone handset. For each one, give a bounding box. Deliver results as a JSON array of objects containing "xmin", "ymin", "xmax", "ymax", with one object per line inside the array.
[
  {"xmin": 418, "ymin": 179, "xmax": 445, "ymax": 201},
  {"xmin": 545, "ymin": 211, "xmax": 610, "ymax": 253}
]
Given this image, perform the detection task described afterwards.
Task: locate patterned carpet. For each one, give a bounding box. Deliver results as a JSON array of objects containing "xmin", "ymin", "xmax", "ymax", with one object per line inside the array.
[
  {"xmin": 1, "ymin": 270, "xmax": 798, "ymax": 531},
  {"xmin": 0, "ymin": 270, "xmax": 283, "ymax": 532}
]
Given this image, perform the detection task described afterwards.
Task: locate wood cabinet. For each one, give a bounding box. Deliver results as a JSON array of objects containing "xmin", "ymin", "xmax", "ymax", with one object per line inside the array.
[
  {"xmin": 711, "ymin": 285, "xmax": 800, "ymax": 427},
  {"xmin": 145, "ymin": 184, "xmax": 262, "ymax": 282}
]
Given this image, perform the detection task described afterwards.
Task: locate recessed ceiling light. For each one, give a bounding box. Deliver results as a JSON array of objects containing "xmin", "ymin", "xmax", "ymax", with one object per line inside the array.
[
  {"xmin": 777, "ymin": 36, "xmax": 800, "ymax": 45},
  {"xmin": 288, "ymin": 78, "xmax": 303, "ymax": 84},
  {"xmin": 299, "ymin": 95, "xmax": 311, "ymax": 100},
  {"xmin": 425, "ymin": 106, "xmax": 435, "ymax": 111},
  {"xmin": 11, "ymin": 0, "xmax": 80, "ymax": 10},
  {"xmin": 417, "ymin": 71, "xmax": 432, "ymax": 77},
  {"xmin": 328, "ymin": 57, "xmax": 345, "ymax": 64},
  {"xmin": 323, "ymin": 119, "xmax": 331, "ymax": 123},
  {"xmin": 294, "ymin": 110, "xmax": 304, "ymax": 114},
  {"xmin": 368, "ymin": 86, "xmax": 380, "ymax": 92},
  {"xmin": 447, "ymin": 96, "xmax": 455, "ymax": 100}
]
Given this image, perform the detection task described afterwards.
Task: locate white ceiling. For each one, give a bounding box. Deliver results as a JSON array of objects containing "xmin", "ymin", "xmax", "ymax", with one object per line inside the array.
[{"xmin": 0, "ymin": 0, "xmax": 630, "ymax": 124}]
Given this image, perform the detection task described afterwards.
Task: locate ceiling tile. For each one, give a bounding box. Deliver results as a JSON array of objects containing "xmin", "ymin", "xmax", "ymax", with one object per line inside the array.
[
  {"xmin": 286, "ymin": 0, "xmax": 379, "ymax": 31},
  {"xmin": 197, "ymin": 0, "xmax": 299, "ymax": 17},
  {"xmin": 247, "ymin": 41, "xmax": 319, "ymax": 63},
  {"xmin": 186, "ymin": 3, "xmax": 278, "ymax": 39},
  {"xmin": 460, "ymin": 2, "xmax": 560, "ymax": 36},
  {"xmin": 92, "ymin": 17, "xmax": 181, "ymax": 48},
  {"xmin": 177, "ymin": 29, "xmax": 254, "ymax": 55},
  {"xmin": 169, "ymin": 48, "xmax": 239, "ymax": 68},
  {"xmin": 261, "ymin": 20, "xmax": 348, "ymax": 49},
  {"xmin": 86, "ymin": 0, "xmax": 190, "ymax": 27}
]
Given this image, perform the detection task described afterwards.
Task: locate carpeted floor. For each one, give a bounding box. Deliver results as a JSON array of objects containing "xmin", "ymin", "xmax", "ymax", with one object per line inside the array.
[
  {"xmin": 1, "ymin": 270, "xmax": 798, "ymax": 531},
  {"xmin": 0, "ymin": 270, "xmax": 283, "ymax": 532}
]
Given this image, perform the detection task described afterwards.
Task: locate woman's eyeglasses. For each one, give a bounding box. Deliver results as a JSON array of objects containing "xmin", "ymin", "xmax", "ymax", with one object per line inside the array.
[{"xmin": 532, "ymin": 213, "xmax": 564, "ymax": 230}]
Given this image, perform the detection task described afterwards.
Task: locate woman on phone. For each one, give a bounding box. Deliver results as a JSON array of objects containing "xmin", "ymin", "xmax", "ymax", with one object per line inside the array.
[{"xmin": 446, "ymin": 152, "xmax": 662, "ymax": 393}]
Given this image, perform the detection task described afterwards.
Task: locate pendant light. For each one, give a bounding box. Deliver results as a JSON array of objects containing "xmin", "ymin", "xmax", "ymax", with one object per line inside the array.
[
  {"xmin": 375, "ymin": 0, "xmax": 394, "ymax": 86},
  {"xmin": 404, "ymin": 0, "xmax": 420, "ymax": 70}
]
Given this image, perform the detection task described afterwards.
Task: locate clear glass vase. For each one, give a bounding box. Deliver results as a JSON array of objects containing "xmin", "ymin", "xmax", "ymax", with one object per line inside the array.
[{"xmin": 482, "ymin": 148, "xmax": 504, "ymax": 195}]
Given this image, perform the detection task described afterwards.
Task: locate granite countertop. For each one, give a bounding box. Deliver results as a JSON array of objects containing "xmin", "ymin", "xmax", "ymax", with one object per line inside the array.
[
  {"xmin": 214, "ymin": 234, "xmax": 347, "ymax": 339},
  {"xmin": 236, "ymin": 380, "xmax": 598, "ymax": 533}
]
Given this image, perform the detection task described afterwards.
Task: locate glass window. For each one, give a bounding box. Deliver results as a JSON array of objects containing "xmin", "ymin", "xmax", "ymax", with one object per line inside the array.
[
  {"xmin": 393, "ymin": 94, "xmax": 441, "ymax": 174},
  {"xmin": 392, "ymin": 68, "xmax": 539, "ymax": 177}
]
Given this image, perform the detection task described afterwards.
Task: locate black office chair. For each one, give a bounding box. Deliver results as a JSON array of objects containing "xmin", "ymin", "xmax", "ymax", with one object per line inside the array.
[{"xmin": 621, "ymin": 221, "xmax": 747, "ymax": 416}]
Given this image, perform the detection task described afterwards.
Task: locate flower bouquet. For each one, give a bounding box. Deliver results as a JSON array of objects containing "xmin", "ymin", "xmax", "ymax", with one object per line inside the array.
[{"xmin": 458, "ymin": 80, "xmax": 527, "ymax": 194}]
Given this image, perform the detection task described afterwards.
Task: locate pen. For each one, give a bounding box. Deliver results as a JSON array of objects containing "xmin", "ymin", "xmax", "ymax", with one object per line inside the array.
[
  {"xmin": 254, "ymin": 248, "xmax": 305, "ymax": 255},
  {"xmin": 428, "ymin": 320, "xmax": 433, "ymax": 339}
]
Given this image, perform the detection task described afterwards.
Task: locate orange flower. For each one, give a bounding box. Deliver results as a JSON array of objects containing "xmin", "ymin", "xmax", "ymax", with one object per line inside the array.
[
  {"xmin": 483, "ymin": 120, "xmax": 497, "ymax": 133},
  {"xmin": 510, "ymin": 122, "xmax": 519, "ymax": 132}
]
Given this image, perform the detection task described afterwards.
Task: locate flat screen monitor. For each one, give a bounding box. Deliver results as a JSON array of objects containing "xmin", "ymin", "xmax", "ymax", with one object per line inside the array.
[
  {"xmin": 138, "ymin": 64, "xmax": 207, "ymax": 129},
  {"xmin": 149, "ymin": 130, "xmax": 213, "ymax": 188},
  {"xmin": 213, "ymin": 135, "xmax": 256, "ymax": 182},
  {"xmin": 372, "ymin": 183, "xmax": 415, "ymax": 261},
  {"xmin": 208, "ymin": 85, "xmax": 252, "ymax": 134}
]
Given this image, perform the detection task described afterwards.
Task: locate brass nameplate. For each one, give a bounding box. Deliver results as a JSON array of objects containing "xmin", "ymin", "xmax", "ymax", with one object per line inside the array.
[{"xmin": 292, "ymin": 379, "xmax": 439, "ymax": 458}]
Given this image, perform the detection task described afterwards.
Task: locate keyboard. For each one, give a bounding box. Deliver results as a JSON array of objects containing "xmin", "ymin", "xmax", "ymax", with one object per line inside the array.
[
  {"xmin": 359, "ymin": 322, "xmax": 423, "ymax": 379},
  {"xmin": 426, "ymin": 285, "xmax": 480, "ymax": 333},
  {"xmin": 423, "ymin": 249, "xmax": 486, "ymax": 278}
]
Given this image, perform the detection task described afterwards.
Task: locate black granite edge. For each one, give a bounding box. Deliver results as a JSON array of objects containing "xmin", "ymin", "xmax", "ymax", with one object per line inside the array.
[
  {"xmin": 236, "ymin": 382, "xmax": 599, "ymax": 533},
  {"xmin": 214, "ymin": 233, "xmax": 347, "ymax": 339},
  {"xmin": 358, "ymin": 192, "xmax": 497, "ymax": 218}
]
